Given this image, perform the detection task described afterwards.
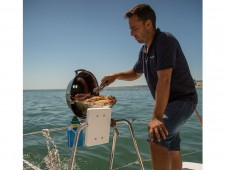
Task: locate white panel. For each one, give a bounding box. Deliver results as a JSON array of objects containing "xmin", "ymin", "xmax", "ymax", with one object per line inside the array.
[{"xmin": 85, "ymin": 107, "xmax": 111, "ymax": 147}]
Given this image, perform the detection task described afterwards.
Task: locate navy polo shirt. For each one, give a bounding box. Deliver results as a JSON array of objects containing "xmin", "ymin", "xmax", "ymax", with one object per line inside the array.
[{"xmin": 133, "ymin": 28, "xmax": 197, "ymax": 103}]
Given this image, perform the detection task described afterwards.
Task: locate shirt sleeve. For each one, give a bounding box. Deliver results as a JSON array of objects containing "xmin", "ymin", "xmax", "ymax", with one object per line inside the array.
[{"xmin": 156, "ymin": 33, "xmax": 178, "ymax": 70}]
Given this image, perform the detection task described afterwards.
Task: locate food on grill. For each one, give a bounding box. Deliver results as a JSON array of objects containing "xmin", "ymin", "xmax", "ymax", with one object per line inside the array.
[
  {"xmin": 73, "ymin": 93, "xmax": 91, "ymax": 101},
  {"xmin": 73, "ymin": 94, "xmax": 116, "ymax": 107}
]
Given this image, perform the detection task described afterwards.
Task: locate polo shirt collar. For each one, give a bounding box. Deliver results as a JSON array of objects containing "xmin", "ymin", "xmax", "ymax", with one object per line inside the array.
[{"xmin": 142, "ymin": 28, "xmax": 161, "ymax": 54}]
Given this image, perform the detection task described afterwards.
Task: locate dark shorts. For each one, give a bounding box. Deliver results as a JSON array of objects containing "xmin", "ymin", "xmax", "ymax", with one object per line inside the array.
[{"xmin": 147, "ymin": 100, "xmax": 196, "ymax": 151}]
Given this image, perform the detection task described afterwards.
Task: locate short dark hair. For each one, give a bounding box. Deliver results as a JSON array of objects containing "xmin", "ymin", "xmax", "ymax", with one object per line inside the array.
[{"xmin": 125, "ymin": 4, "xmax": 156, "ymax": 28}]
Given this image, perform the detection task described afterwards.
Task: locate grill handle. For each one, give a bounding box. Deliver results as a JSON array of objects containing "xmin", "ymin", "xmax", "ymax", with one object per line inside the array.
[{"xmin": 75, "ymin": 69, "xmax": 87, "ymax": 75}]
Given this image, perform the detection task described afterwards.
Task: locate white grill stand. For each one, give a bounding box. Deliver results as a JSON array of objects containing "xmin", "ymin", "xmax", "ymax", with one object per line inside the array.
[{"xmin": 68, "ymin": 108, "xmax": 144, "ymax": 170}]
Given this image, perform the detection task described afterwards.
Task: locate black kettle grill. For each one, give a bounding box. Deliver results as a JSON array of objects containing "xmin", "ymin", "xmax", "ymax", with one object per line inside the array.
[{"xmin": 66, "ymin": 69, "xmax": 110, "ymax": 119}]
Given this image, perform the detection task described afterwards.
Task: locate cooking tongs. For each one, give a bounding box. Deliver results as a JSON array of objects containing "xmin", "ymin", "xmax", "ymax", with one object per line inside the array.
[{"xmin": 93, "ymin": 82, "xmax": 107, "ymax": 94}]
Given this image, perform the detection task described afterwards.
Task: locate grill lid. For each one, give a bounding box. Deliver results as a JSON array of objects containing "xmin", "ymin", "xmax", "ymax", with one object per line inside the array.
[
  {"xmin": 66, "ymin": 69, "xmax": 99, "ymax": 119},
  {"xmin": 66, "ymin": 69, "xmax": 99, "ymax": 96}
]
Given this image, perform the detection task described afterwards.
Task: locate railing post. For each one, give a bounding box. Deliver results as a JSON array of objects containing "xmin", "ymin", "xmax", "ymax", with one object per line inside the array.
[{"xmin": 109, "ymin": 119, "xmax": 144, "ymax": 170}]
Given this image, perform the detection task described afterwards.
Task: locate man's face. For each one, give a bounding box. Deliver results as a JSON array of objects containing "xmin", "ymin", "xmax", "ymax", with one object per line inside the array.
[{"xmin": 128, "ymin": 15, "xmax": 150, "ymax": 44}]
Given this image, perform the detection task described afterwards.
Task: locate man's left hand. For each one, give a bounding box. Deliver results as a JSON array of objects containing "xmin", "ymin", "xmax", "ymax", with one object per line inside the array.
[{"xmin": 148, "ymin": 117, "xmax": 168, "ymax": 142}]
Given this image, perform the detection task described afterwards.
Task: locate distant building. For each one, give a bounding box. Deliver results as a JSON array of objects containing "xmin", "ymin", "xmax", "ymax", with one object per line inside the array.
[{"xmin": 194, "ymin": 80, "xmax": 202, "ymax": 88}]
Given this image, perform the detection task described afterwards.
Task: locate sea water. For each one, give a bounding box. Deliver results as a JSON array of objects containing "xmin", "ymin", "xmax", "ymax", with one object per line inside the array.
[{"xmin": 23, "ymin": 87, "xmax": 202, "ymax": 170}]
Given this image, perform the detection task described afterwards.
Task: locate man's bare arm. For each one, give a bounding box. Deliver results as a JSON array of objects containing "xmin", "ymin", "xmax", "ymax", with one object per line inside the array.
[{"xmin": 101, "ymin": 69, "xmax": 142, "ymax": 86}]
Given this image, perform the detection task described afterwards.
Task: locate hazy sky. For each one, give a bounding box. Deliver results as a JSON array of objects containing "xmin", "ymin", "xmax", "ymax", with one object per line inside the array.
[{"xmin": 23, "ymin": 0, "xmax": 202, "ymax": 90}]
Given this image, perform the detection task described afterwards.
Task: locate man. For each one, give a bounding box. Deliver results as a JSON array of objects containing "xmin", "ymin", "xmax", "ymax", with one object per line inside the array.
[{"xmin": 100, "ymin": 3, "xmax": 197, "ymax": 170}]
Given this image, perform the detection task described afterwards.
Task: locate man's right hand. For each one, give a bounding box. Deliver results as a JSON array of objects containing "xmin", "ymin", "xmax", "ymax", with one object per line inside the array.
[{"xmin": 100, "ymin": 74, "xmax": 118, "ymax": 87}]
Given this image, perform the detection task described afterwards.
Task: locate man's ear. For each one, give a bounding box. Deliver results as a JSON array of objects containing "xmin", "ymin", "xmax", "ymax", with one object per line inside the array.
[{"xmin": 145, "ymin": 19, "xmax": 153, "ymax": 29}]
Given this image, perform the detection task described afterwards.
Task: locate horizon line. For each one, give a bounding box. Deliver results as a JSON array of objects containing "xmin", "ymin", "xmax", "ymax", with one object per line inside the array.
[{"xmin": 23, "ymin": 84, "xmax": 149, "ymax": 91}]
